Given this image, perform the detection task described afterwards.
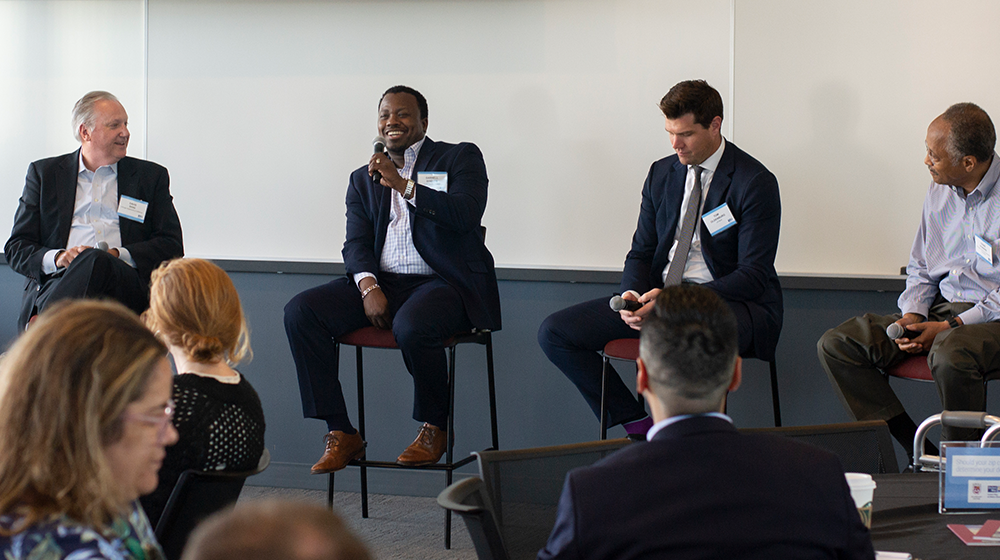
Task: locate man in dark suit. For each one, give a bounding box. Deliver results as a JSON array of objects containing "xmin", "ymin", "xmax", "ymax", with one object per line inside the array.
[
  {"xmin": 5, "ymin": 91, "xmax": 183, "ymax": 330},
  {"xmin": 284, "ymin": 85, "xmax": 501, "ymax": 473},
  {"xmin": 538, "ymin": 80, "xmax": 781, "ymax": 438},
  {"xmin": 537, "ymin": 285, "xmax": 873, "ymax": 560}
]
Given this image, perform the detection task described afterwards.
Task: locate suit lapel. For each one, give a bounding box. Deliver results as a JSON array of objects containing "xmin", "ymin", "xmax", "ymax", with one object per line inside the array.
[
  {"xmin": 56, "ymin": 151, "xmax": 80, "ymax": 245},
  {"xmin": 704, "ymin": 141, "xmax": 735, "ymax": 216},
  {"xmin": 116, "ymin": 157, "xmax": 139, "ymax": 243},
  {"xmin": 413, "ymin": 136, "xmax": 436, "ymax": 176}
]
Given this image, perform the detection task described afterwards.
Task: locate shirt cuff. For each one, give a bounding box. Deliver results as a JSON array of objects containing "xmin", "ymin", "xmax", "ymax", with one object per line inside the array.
[
  {"xmin": 624, "ymin": 290, "xmax": 641, "ymax": 300},
  {"xmin": 353, "ymin": 272, "xmax": 376, "ymax": 289},
  {"xmin": 116, "ymin": 247, "xmax": 136, "ymax": 268},
  {"xmin": 42, "ymin": 249, "xmax": 60, "ymax": 274},
  {"xmin": 958, "ymin": 306, "xmax": 985, "ymax": 326}
]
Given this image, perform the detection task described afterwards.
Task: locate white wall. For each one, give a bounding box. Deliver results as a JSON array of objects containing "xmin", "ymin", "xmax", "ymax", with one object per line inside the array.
[{"xmin": 3, "ymin": 0, "xmax": 999, "ymax": 275}]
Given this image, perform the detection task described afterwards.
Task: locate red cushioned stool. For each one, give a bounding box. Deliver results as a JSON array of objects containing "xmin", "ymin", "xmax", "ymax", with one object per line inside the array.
[
  {"xmin": 327, "ymin": 325, "xmax": 498, "ymax": 549},
  {"xmin": 599, "ymin": 338, "xmax": 782, "ymax": 439},
  {"xmin": 881, "ymin": 354, "xmax": 991, "ymax": 410}
]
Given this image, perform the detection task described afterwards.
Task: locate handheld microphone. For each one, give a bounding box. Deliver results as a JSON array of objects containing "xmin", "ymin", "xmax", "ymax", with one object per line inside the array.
[
  {"xmin": 97, "ymin": 241, "xmax": 109, "ymax": 252},
  {"xmin": 886, "ymin": 323, "xmax": 919, "ymax": 340},
  {"xmin": 372, "ymin": 136, "xmax": 386, "ymax": 184},
  {"xmin": 609, "ymin": 295, "xmax": 642, "ymax": 312}
]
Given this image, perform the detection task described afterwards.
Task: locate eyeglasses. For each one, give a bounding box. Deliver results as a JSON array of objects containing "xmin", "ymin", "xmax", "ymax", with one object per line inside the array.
[{"xmin": 124, "ymin": 398, "xmax": 175, "ymax": 443}]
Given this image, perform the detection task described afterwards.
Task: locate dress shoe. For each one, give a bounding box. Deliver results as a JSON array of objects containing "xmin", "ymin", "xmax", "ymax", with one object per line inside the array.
[
  {"xmin": 396, "ymin": 423, "xmax": 448, "ymax": 466},
  {"xmin": 311, "ymin": 430, "xmax": 365, "ymax": 474}
]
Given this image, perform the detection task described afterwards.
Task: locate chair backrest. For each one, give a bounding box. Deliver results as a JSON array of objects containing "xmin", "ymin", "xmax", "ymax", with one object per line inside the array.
[
  {"xmin": 154, "ymin": 448, "xmax": 271, "ymax": 560},
  {"xmin": 437, "ymin": 477, "xmax": 508, "ymax": 560},
  {"xmin": 741, "ymin": 420, "xmax": 898, "ymax": 474},
  {"xmin": 474, "ymin": 439, "xmax": 631, "ymax": 558}
]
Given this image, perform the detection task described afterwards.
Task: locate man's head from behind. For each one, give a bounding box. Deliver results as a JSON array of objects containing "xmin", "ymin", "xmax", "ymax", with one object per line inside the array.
[
  {"xmin": 181, "ymin": 499, "xmax": 371, "ymax": 560},
  {"xmin": 659, "ymin": 80, "xmax": 724, "ymax": 166},
  {"xmin": 637, "ymin": 285, "xmax": 741, "ymax": 419}
]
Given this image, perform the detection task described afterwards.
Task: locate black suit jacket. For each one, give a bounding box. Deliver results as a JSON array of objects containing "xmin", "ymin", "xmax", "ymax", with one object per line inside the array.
[
  {"xmin": 621, "ymin": 140, "xmax": 782, "ymax": 360},
  {"xmin": 5, "ymin": 150, "xmax": 183, "ymax": 326},
  {"xmin": 538, "ymin": 416, "xmax": 874, "ymax": 560},
  {"xmin": 342, "ymin": 137, "xmax": 501, "ymax": 331}
]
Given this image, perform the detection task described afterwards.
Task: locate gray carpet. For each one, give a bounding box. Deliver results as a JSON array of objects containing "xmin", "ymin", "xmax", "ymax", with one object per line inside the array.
[{"xmin": 238, "ymin": 485, "xmax": 477, "ymax": 560}]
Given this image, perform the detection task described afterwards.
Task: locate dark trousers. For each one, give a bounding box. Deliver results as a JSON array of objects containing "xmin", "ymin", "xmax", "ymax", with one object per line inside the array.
[
  {"xmin": 538, "ymin": 295, "xmax": 754, "ymax": 427},
  {"xmin": 817, "ymin": 300, "xmax": 1000, "ymax": 442},
  {"xmin": 283, "ymin": 273, "xmax": 472, "ymax": 432},
  {"xmin": 34, "ymin": 248, "xmax": 148, "ymax": 321}
]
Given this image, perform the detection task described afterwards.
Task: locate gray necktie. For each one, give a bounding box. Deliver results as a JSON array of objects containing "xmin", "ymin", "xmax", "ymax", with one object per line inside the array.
[{"xmin": 664, "ymin": 165, "xmax": 703, "ymax": 287}]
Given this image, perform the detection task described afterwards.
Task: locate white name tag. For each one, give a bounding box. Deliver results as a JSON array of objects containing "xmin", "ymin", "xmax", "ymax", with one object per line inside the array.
[
  {"xmin": 117, "ymin": 195, "xmax": 148, "ymax": 223},
  {"xmin": 976, "ymin": 234, "xmax": 993, "ymax": 264},
  {"xmin": 702, "ymin": 203, "xmax": 737, "ymax": 236},
  {"xmin": 417, "ymin": 171, "xmax": 448, "ymax": 192}
]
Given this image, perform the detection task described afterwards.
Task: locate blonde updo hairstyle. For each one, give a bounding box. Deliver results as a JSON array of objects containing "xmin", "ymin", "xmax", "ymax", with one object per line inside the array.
[
  {"xmin": 0, "ymin": 300, "xmax": 167, "ymax": 533},
  {"xmin": 144, "ymin": 258, "xmax": 251, "ymax": 365}
]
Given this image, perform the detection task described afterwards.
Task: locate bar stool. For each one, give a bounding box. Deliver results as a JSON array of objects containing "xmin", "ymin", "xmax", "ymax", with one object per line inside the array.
[
  {"xmin": 599, "ymin": 338, "xmax": 782, "ymax": 439},
  {"xmin": 882, "ymin": 354, "xmax": 991, "ymax": 410},
  {"xmin": 327, "ymin": 325, "xmax": 498, "ymax": 549}
]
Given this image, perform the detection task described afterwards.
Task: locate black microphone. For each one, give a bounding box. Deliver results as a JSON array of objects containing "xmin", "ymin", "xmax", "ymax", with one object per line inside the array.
[
  {"xmin": 372, "ymin": 136, "xmax": 386, "ymax": 184},
  {"xmin": 97, "ymin": 241, "xmax": 109, "ymax": 252},
  {"xmin": 609, "ymin": 295, "xmax": 642, "ymax": 312},
  {"xmin": 886, "ymin": 323, "xmax": 919, "ymax": 340}
]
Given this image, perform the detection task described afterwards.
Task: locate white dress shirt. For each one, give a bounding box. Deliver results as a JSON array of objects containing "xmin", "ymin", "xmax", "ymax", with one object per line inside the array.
[{"xmin": 42, "ymin": 152, "xmax": 134, "ymax": 274}]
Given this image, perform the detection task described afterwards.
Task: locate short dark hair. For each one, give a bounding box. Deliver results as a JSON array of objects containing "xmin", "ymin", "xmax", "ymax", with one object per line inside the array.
[
  {"xmin": 941, "ymin": 102, "xmax": 995, "ymax": 164},
  {"xmin": 658, "ymin": 80, "xmax": 723, "ymax": 129},
  {"xmin": 379, "ymin": 85, "xmax": 428, "ymax": 121},
  {"xmin": 639, "ymin": 285, "xmax": 738, "ymax": 402}
]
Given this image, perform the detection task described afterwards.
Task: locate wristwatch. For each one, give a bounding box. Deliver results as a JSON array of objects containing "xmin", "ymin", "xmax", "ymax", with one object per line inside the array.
[
  {"xmin": 947, "ymin": 317, "xmax": 961, "ymax": 329},
  {"xmin": 403, "ymin": 179, "xmax": 415, "ymax": 200}
]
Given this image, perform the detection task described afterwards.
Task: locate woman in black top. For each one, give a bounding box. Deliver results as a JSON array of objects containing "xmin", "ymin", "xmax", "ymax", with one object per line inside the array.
[{"xmin": 139, "ymin": 258, "xmax": 265, "ymax": 526}]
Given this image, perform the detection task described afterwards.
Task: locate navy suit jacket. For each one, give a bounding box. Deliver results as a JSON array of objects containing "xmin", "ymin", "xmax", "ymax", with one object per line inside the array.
[
  {"xmin": 622, "ymin": 140, "xmax": 782, "ymax": 360},
  {"xmin": 5, "ymin": 150, "xmax": 184, "ymax": 326},
  {"xmin": 342, "ymin": 137, "xmax": 501, "ymax": 331},
  {"xmin": 538, "ymin": 416, "xmax": 874, "ymax": 560}
]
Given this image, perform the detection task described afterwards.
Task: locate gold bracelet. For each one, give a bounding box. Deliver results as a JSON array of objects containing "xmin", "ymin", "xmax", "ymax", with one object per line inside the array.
[{"xmin": 361, "ymin": 284, "xmax": 380, "ymax": 299}]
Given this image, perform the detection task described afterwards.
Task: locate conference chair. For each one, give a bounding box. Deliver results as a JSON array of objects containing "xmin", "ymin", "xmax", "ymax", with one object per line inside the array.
[
  {"xmin": 741, "ymin": 420, "xmax": 898, "ymax": 475},
  {"xmin": 459, "ymin": 439, "xmax": 631, "ymax": 559},
  {"xmin": 599, "ymin": 338, "xmax": 782, "ymax": 439},
  {"xmin": 437, "ymin": 477, "xmax": 508, "ymax": 560},
  {"xmin": 155, "ymin": 448, "xmax": 271, "ymax": 560},
  {"xmin": 326, "ymin": 325, "xmax": 499, "ymax": 550}
]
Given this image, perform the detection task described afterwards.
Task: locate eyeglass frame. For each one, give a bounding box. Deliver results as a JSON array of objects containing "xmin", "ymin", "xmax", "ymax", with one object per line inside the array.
[{"xmin": 123, "ymin": 398, "xmax": 175, "ymax": 443}]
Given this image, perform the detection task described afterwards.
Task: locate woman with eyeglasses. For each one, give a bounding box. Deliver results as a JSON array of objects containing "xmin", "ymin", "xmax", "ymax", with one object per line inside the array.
[
  {"xmin": 139, "ymin": 258, "xmax": 265, "ymax": 526},
  {"xmin": 0, "ymin": 300, "xmax": 176, "ymax": 559}
]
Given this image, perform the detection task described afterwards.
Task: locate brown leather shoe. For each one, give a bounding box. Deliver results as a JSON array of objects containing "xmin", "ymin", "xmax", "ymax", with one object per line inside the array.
[
  {"xmin": 396, "ymin": 423, "xmax": 448, "ymax": 466},
  {"xmin": 311, "ymin": 430, "xmax": 365, "ymax": 474}
]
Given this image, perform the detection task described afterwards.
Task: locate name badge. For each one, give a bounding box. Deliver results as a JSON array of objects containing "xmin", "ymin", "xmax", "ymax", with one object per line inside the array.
[
  {"xmin": 117, "ymin": 195, "xmax": 148, "ymax": 223},
  {"xmin": 702, "ymin": 203, "xmax": 737, "ymax": 236},
  {"xmin": 976, "ymin": 234, "xmax": 993, "ymax": 264},
  {"xmin": 417, "ymin": 172, "xmax": 448, "ymax": 192}
]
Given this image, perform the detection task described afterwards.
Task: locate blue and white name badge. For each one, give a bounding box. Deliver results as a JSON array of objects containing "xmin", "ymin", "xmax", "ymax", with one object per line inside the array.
[
  {"xmin": 117, "ymin": 195, "xmax": 148, "ymax": 223},
  {"xmin": 976, "ymin": 234, "xmax": 993, "ymax": 264},
  {"xmin": 702, "ymin": 203, "xmax": 737, "ymax": 236},
  {"xmin": 417, "ymin": 172, "xmax": 448, "ymax": 193},
  {"xmin": 941, "ymin": 443, "xmax": 1000, "ymax": 512}
]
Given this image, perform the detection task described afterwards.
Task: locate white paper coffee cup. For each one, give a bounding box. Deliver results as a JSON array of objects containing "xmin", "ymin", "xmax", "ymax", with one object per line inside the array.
[{"xmin": 845, "ymin": 472, "xmax": 876, "ymax": 528}]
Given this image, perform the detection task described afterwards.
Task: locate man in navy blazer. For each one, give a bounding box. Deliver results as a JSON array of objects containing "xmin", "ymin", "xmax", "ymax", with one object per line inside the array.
[
  {"xmin": 284, "ymin": 86, "xmax": 501, "ymax": 473},
  {"xmin": 538, "ymin": 80, "xmax": 781, "ymax": 437},
  {"xmin": 5, "ymin": 91, "xmax": 183, "ymax": 330},
  {"xmin": 537, "ymin": 286, "xmax": 873, "ymax": 560}
]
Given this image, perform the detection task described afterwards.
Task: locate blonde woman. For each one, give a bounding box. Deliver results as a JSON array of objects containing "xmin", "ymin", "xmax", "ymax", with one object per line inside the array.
[
  {"xmin": 0, "ymin": 300, "xmax": 177, "ymax": 559},
  {"xmin": 139, "ymin": 258, "xmax": 265, "ymax": 526}
]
